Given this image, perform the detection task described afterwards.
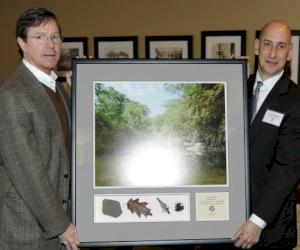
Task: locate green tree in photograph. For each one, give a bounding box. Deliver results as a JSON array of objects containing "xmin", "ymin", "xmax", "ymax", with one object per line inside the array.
[
  {"xmin": 159, "ymin": 83, "xmax": 225, "ymax": 149},
  {"xmin": 95, "ymin": 84, "xmax": 150, "ymax": 154},
  {"xmin": 150, "ymin": 98, "xmax": 190, "ymax": 143},
  {"xmin": 122, "ymin": 101, "xmax": 150, "ymax": 132},
  {"xmin": 184, "ymin": 83, "xmax": 225, "ymax": 148}
]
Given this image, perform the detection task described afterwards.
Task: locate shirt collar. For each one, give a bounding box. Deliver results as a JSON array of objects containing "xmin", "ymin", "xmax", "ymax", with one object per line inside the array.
[
  {"xmin": 254, "ymin": 70, "xmax": 284, "ymax": 92},
  {"xmin": 23, "ymin": 59, "xmax": 57, "ymax": 92}
]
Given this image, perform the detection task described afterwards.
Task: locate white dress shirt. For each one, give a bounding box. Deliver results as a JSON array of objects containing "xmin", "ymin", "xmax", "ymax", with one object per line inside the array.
[
  {"xmin": 252, "ymin": 70, "xmax": 284, "ymax": 114},
  {"xmin": 23, "ymin": 59, "xmax": 57, "ymax": 92}
]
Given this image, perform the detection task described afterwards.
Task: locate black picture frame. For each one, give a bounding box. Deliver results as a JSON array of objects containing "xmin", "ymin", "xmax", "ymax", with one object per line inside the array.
[
  {"xmin": 57, "ymin": 37, "xmax": 88, "ymax": 81},
  {"xmin": 72, "ymin": 59, "xmax": 249, "ymax": 247},
  {"xmin": 254, "ymin": 30, "xmax": 300, "ymax": 83},
  {"xmin": 94, "ymin": 36, "xmax": 138, "ymax": 59},
  {"xmin": 201, "ymin": 31, "xmax": 246, "ymax": 59},
  {"xmin": 145, "ymin": 36, "xmax": 193, "ymax": 59}
]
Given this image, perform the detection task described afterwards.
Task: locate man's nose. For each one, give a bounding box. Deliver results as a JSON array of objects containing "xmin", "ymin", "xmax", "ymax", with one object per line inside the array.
[
  {"xmin": 269, "ymin": 45, "xmax": 277, "ymax": 58},
  {"xmin": 45, "ymin": 37, "xmax": 55, "ymax": 47}
]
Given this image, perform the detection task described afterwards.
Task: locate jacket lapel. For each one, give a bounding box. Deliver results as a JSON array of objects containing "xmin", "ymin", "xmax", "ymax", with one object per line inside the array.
[
  {"xmin": 247, "ymin": 75, "xmax": 255, "ymax": 123},
  {"xmin": 249, "ymin": 75, "xmax": 290, "ymax": 144},
  {"xmin": 17, "ymin": 64, "xmax": 67, "ymax": 155}
]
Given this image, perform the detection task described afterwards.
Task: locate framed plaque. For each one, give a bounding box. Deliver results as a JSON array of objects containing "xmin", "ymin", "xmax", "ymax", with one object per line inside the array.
[
  {"xmin": 145, "ymin": 36, "xmax": 193, "ymax": 59},
  {"xmin": 94, "ymin": 36, "xmax": 138, "ymax": 59},
  {"xmin": 72, "ymin": 59, "xmax": 249, "ymax": 247},
  {"xmin": 201, "ymin": 31, "xmax": 246, "ymax": 59}
]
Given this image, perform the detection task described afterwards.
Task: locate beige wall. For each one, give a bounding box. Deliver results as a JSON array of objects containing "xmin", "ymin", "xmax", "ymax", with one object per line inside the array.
[
  {"xmin": 1, "ymin": 0, "xmax": 300, "ymax": 82},
  {"xmin": 1, "ymin": 0, "xmax": 300, "ymax": 248}
]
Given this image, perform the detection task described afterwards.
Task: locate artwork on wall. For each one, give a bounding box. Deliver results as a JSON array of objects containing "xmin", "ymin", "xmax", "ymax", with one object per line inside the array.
[
  {"xmin": 56, "ymin": 37, "xmax": 88, "ymax": 79},
  {"xmin": 254, "ymin": 30, "xmax": 300, "ymax": 83},
  {"xmin": 94, "ymin": 36, "xmax": 138, "ymax": 59},
  {"xmin": 145, "ymin": 36, "xmax": 193, "ymax": 59},
  {"xmin": 201, "ymin": 31, "xmax": 246, "ymax": 59}
]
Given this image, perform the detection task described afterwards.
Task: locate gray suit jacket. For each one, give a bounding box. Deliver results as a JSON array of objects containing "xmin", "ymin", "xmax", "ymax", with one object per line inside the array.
[{"xmin": 0, "ymin": 63, "xmax": 71, "ymax": 250}]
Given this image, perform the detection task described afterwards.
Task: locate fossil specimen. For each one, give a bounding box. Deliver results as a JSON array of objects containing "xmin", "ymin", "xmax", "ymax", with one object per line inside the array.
[
  {"xmin": 175, "ymin": 202, "xmax": 184, "ymax": 212},
  {"xmin": 157, "ymin": 197, "xmax": 170, "ymax": 214}
]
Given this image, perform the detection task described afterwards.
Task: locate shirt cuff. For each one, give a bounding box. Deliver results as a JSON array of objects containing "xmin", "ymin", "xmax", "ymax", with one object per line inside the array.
[{"xmin": 249, "ymin": 213, "xmax": 267, "ymax": 229}]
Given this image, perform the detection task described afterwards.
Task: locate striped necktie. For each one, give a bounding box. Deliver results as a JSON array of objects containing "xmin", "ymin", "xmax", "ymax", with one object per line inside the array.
[{"xmin": 251, "ymin": 81, "xmax": 263, "ymax": 123}]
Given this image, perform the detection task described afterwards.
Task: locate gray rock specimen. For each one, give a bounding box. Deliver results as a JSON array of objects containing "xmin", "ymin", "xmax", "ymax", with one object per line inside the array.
[{"xmin": 102, "ymin": 199, "xmax": 122, "ymax": 218}]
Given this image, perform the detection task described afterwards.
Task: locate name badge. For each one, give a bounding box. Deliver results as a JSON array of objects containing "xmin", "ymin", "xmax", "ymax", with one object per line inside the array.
[{"xmin": 262, "ymin": 109, "xmax": 284, "ymax": 127}]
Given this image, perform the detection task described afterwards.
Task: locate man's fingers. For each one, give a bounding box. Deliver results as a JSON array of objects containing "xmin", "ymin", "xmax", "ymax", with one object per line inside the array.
[
  {"xmin": 234, "ymin": 236, "xmax": 244, "ymax": 248},
  {"xmin": 232, "ymin": 224, "xmax": 244, "ymax": 240},
  {"xmin": 232, "ymin": 232, "xmax": 242, "ymax": 241},
  {"xmin": 75, "ymin": 228, "xmax": 80, "ymax": 244}
]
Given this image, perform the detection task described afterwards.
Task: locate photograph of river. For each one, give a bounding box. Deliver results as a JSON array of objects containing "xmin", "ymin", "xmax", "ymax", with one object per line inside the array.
[{"xmin": 94, "ymin": 81, "xmax": 226, "ymax": 187}]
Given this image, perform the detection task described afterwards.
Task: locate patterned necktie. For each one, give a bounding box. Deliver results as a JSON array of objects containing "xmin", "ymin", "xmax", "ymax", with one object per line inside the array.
[{"xmin": 251, "ymin": 81, "xmax": 263, "ymax": 122}]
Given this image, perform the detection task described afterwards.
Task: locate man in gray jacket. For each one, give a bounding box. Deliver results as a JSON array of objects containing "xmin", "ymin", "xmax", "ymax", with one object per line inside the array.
[{"xmin": 0, "ymin": 8, "xmax": 79, "ymax": 250}]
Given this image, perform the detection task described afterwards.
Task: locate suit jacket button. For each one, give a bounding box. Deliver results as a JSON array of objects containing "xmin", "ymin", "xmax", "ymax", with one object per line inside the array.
[{"xmin": 64, "ymin": 174, "xmax": 69, "ymax": 178}]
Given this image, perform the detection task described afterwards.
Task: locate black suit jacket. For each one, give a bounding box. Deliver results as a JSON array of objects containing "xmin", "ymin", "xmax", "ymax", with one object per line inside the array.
[{"xmin": 248, "ymin": 73, "xmax": 300, "ymax": 248}]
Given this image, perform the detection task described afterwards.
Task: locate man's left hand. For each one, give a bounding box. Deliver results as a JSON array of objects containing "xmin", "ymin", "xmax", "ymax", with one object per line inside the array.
[
  {"xmin": 59, "ymin": 223, "xmax": 80, "ymax": 250},
  {"xmin": 232, "ymin": 220, "xmax": 262, "ymax": 249}
]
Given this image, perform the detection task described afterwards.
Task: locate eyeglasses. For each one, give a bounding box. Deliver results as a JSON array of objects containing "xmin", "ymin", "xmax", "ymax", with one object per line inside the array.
[{"xmin": 27, "ymin": 33, "xmax": 62, "ymax": 44}]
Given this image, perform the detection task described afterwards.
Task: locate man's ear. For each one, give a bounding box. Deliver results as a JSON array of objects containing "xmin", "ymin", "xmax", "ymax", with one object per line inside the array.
[
  {"xmin": 254, "ymin": 39, "xmax": 260, "ymax": 56},
  {"xmin": 17, "ymin": 37, "xmax": 26, "ymax": 54}
]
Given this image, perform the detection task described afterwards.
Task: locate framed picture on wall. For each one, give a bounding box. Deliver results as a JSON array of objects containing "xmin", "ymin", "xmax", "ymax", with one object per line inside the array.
[
  {"xmin": 57, "ymin": 37, "xmax": 88, "ymax": 79},
  {"xmin": 201, "ymin": 31, "xmax": 246, "ymax": 59},
  {"xmin": 145, "ymin": 36, "xmax": 193, "ymax": 59},
  {"xmin": 94, "ymin": 36, "xmax": 138, "ymax": 59},
  {"xmin": 72, "ymin": 59, "xmax": 249, "ymax": 247},
  {"xmin": 254, "ymin": 30, "xmax": 300, "ymax": 83}
]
